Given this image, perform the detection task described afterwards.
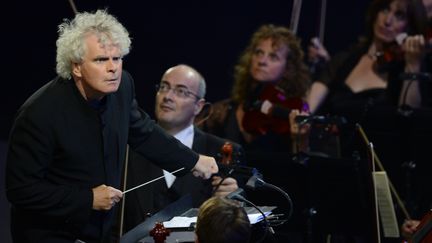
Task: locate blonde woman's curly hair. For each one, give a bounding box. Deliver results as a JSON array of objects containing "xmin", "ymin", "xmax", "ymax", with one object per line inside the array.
[
  {"xmin": 231, "ymin": 24, "xmax": 310, "ymax": 103},
  {"xmin": 56, "ymin": 9, "xmax": 131, "ymax": 79}
]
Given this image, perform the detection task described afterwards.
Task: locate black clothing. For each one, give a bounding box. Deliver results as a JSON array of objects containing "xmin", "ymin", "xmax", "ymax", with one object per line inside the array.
[
  {"xmin": 6, "ymin": 71, "xmax": 198, "ymax": 243},
  {"xmin": 122, "ymin": 127, "xmax": 243, "ymax": 232}
]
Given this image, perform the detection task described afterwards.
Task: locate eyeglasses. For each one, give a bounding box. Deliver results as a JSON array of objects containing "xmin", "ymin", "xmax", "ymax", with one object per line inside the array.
[{"xmin": 156, "ymin": 83, "xmax": 201, "ymax": 99}]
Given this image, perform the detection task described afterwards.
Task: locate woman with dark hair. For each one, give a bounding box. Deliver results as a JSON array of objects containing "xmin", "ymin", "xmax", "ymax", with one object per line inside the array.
[
  {"xmin": 305, "ymin": 1, "xmax": 432, "ymax": 240},
  {"xmin": 307, "ymin": 0, "xmax": 424, "ymax": 115}
]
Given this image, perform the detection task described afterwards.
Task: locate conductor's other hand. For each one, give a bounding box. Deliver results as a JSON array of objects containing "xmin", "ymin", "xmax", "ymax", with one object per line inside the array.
[
  {"xmin": 192, "ymin": 154, "xmax": 218, "ymax": 179},
  {"xmin": 92, "ymin": 184, "xmax": 123, "ymax": 211},
  {"xmin": 212, "ymin": 176, "xmax": 238, "ymax": 197}
]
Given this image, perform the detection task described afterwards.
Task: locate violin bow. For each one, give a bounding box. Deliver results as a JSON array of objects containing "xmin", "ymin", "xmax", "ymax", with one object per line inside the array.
[
  {"xmin": 289, "ymin": 0, "xmax": 303, "ymax": 34},
  {"xmin": 67, "ymin": 0, "xmax": 78, "ymax": 15},
  {"xmin": 356, "ymin": 124, "xmax": 411, "ymax": 220},
  {"xmin": 318, "ymin": 0, "xmax": 327, "ymax": 43}
]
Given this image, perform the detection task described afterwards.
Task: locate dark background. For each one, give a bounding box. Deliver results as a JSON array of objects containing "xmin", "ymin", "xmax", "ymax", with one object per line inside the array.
[
  {"xmin": 0, "ymin": 1, "xmax": 371, "ymax": 242},
  {"xmin": 0, "ymin": 0, "xmax": 370, "ymax": 140}
]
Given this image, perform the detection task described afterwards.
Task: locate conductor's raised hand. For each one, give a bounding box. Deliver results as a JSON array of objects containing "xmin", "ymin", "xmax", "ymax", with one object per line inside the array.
[
  {"xmin": 92, "ymin": 184, "xmax": 123, "ymax": 211},
  {"xmin": 191, "ymin": 154, "xmax": 218, "ymax": 179}
]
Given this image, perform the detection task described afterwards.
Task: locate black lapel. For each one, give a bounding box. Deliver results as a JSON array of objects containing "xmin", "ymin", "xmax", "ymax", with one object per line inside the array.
[{"xmin": 192, "ymin": 126, "xmax": 207, "ymax": 154}]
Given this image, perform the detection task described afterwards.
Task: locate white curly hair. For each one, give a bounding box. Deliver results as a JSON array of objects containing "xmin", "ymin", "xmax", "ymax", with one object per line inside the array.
[{"xmin": 56, "ymin": 9, "xmax": 131, "ymax": 79}]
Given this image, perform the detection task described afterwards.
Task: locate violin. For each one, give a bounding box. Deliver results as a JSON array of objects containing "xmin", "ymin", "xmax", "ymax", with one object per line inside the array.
[
  {"xmin": 216, "ymin": 142, "xmax": 242, "ymax": 176},
  {"xmin": 242, "ymin": 83, "xmax": 308, "ymax": 135},
  {"xmin": 149, "ymin": 222, "xmax": 170, "ymax": 243},
  {"xmin": 375, "ymin": 27, "xmax": 432, "ymax": 72},
  {"xmin": 216, "ymin": 142, "xmax": 258, "ymax": 179},
  {"xmin": 220, "ymin": 142, "xmax": 234, "ymax": 165},
  {"xmin": 375, "ymin": 41, "xmax": 405, "ymax": 72},
  {"xmin": 373, "ymin": 32, "xmax": 408, "ymax": 72},
  {"xmin": 212, "ymin": 142, "xmax": 235, "ymax": 194}
]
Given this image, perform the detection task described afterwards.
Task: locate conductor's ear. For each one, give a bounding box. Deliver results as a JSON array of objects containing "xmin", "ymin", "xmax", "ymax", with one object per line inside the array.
[{"xmin": 72, "ymin": 63, "xmax": 82, "ymax": 78}]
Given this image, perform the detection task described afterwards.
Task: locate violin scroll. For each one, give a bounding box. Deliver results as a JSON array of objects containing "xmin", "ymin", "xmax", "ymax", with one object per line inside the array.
[
  {"xmin": 149, "ymin": 222, "xmax": 170, "ymax": 243},
  {"xmin": 220, "ymin": 142, "xmax": 233, "ymax": 165}
]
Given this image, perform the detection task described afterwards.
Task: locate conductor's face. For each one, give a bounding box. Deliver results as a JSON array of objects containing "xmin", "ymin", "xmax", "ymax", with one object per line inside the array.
[{"xmin": 72, "ymin": 34, "xmax": 123, "ymax": 100}]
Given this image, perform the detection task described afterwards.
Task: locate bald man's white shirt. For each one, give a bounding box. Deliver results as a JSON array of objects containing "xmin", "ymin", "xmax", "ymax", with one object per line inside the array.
[{"xmin": 163, "ymin": 124, "xmax": 194, "ymax": 188}]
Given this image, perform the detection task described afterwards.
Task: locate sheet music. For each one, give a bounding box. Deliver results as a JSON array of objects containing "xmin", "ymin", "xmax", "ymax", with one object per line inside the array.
[
  {"xmin": 163, "ymin": 216, "xmax": 197, "ymax": 229},
  {"xmin": 373, "ymin": 171, "xmax": 400, "ymax": 238},
  {"xmin": 248, "ymin": 211, "xmax": 273, "ymax": 224},
  {"xmin": 163, "ymin": 207, "xmax": 274, "ymax": 228}
]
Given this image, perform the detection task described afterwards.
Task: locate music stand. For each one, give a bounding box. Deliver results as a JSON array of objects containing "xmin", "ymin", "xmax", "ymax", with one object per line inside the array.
[
  {"xmin": 359, "ymin": 106, "xmax": 432, "ymax": 220},
  {"xmin": 305, "ymin": 154, "xmax": 374, "ymax": 239},
  {"xmin": 121, "ymin": 193, "xmax": 277, "ymax": 243},
  {"xmin": 244, "ymin": 151, "xmax": 375, "ymax": 242},
  {"xmin": 245, "ymin": 151, "xmax": 308, "ymax": 232},
  {"xmin": 120, "ymin": 194, "xmax": 193, "ymax": 243}
]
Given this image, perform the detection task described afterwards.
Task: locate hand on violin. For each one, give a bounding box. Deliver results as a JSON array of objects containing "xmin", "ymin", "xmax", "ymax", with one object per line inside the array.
[
  {"xmin": 401, "ymin": 219, "xmax": 420, "ymax": 239},
  {"xmin": 289, "ymin": 109, "xmax": 311, "ymax": 153},
  {"xmin": 402, "ymin": 35, "xmax": 426, "ymax": 72},
  {"xmin": 308, "ymin": 37, "xmax": 330, "ymax": 63},
  {"xmin": 211, "ymin": 176, "xmax": 238, "ymax": 197},
  {"xmin": 289, "ymin": 109, "xmax": 311, "ymax": 136}
]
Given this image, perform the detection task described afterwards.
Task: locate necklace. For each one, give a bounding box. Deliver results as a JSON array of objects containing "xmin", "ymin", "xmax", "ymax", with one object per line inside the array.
[
  {"xmin": 367, "ymin": 44, "xmax": 383, "ymax": 60},
  {"xmin": 367, "ymin": 51, "xmax": 383, "ymax": 61}
]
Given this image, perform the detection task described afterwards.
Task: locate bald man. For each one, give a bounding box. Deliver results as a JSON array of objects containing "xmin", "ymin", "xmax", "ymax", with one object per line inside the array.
[{"xmin": 122, "ymin": 65, "xmax": 243, "ymax": 232}]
